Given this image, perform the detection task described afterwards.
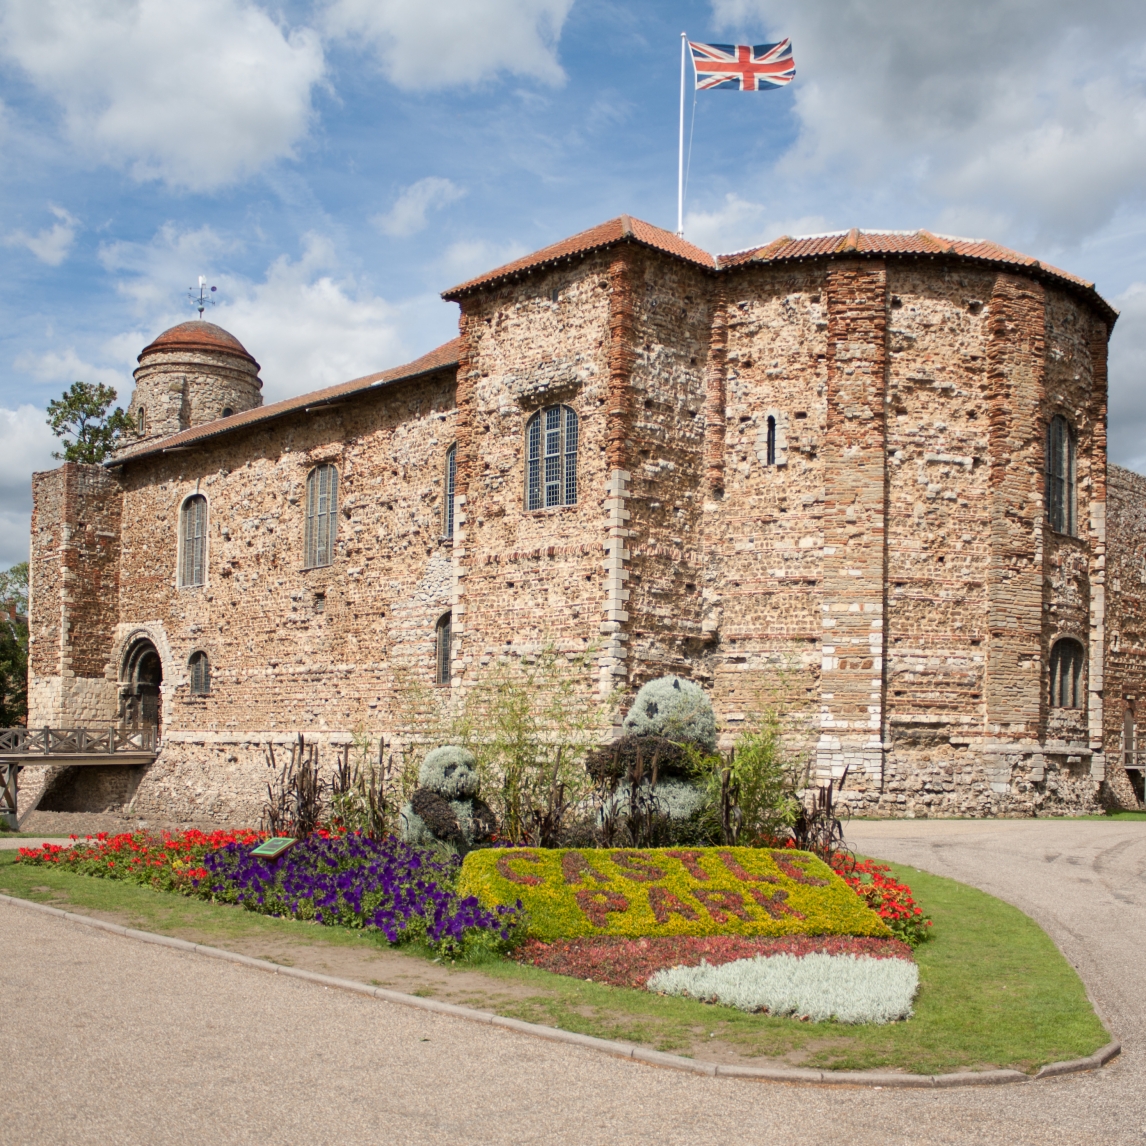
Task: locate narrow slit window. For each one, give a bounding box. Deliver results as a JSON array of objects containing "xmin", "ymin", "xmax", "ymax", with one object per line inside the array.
[
  {"xmin": 766, "ymin": 415, "xmax": 777, "ymax": 466},
  {"xmin": 444, "ymin": 443, "xmax": 457, "ymax": 539},
  {"xmin": 435, "ymin": 612, "xmax": 452, "ymax": 685},
  {"xmin": 526, "ymin": 404, "xmax": 578, "ymax": 510},
  {"xmin": 1049, "ymin": 638, "xmax": 1085, "ymax": 709},
  {"xmin": 305, "ymin": 464, "xmax": 338, "ymax": 568},
  {"xmin": 1046, "ymin": 415, "xmax": 1076, "ymax": 535},
  {"xmin": 189, "ymin": 651, "xmax": 210, "ymax": 696},
  {"xmin": 179, "ymin": 494, "xmax": 207, "ymax": 588}
]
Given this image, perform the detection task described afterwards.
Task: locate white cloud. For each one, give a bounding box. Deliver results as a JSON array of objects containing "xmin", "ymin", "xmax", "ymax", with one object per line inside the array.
[
  {"xmin": 3, "ymin": 205, "xmax": 77, "ymax": 266},
  {"xmin": 684, "ymin": 194, "xmax": 828, "ymax": 254},
  {"xmin": 100, "ymin": 225, "xmax": 444, "ymax": 403},
  {"xmin": 1108, "ymin": 281, "xmax": 1146, "ymax": 474},
  {"xmin": 0, "ymin": 405, "xmax": 58, "ymax": 566},
  {"xmin": 712, "ymin": 1, "xmax": 1146, "ymax": 243},
  {"xmin": 440, "ymin": 237, "xmax": 529, "ymax": 282},
  {"xmin": 12, "ymin": 347, "xmax": 128, "ymax": 394},
  {"xmin": 375, "ymin": 177, "xmax": 465, "ymax": 237},
  {"xmin": 0, "ymin": 0, "xmax": 325, "ymax": 190},
  {"xmin": 323, "ymin": 0, "xmax": 574, "ymax": 88},
  {"xmin": 100, "ymin": 224, "xmax": 237, "ymax": 312}
]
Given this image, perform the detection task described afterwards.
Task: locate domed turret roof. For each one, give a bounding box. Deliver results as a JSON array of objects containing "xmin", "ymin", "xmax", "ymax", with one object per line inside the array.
[{"xmin": 138, "ymin": 320, "xmax": 258, "ymax": 367}]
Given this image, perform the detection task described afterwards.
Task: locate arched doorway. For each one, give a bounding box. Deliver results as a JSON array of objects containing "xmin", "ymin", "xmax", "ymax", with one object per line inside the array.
[{"xmin": 122, "ymin": 639, "xmax": 163, "ymax": 740}]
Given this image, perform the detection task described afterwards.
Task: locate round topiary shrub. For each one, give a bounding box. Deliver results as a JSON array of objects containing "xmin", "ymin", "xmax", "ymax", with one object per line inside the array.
[
  {"xmin": 621, "ymin": 675, "xmax": 716, "ymax": 752},
  {"xmin": 418, "ymin": 746, "xmax": 480, "ymax": 799}
]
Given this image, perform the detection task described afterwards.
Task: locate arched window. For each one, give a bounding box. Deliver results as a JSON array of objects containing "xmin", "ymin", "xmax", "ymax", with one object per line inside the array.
[
  {"xmin": 444, "ymin": 443, "xmax": 457, "ymax": 539},
  {"xmin": 138, "ymin": 407, "xmax": 146, "ymax": 435},
  {"xmin": 765, "ymin": 415, "xmax": 777, "ymax": 466},
  {"xmin": 304, "ymin": 464, "xmax": 338, "ymax": 569},
  {"xmin": 435, "ymin": 612, "xmax": 452, "ymax": 685},
  {"xmin": 189, "ymin": 651, "xmax": 210, "ymax": 696},
  {"xmin": 221, "ymin": 406, "xmax": 234, "ymax": 419},
  {"xmin": 526, "ymin": 405, "xmax": 578, "ymax": 510},
  {"xmin": 1046, "ymin": 415, "xmax": 1076, "ymax": 535},
  {"xmin": 179, "ymin": 495, "xmax": 207, "ymax": 588},
  {"xmin": 1049, "ymin": 638, "xmax": 1085, "ymax": 709}
]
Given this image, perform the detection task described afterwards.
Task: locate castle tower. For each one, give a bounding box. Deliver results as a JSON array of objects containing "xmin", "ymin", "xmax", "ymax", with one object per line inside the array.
[{"xmin": 127, "ymin": 320, "xmax": 262, "ymax": 440}]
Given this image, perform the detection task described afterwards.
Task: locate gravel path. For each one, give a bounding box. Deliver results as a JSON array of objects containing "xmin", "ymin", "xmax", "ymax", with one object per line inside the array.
[{"xmin": 3, "ymin": 820, "xmax": 1143, "ymax": 1145}]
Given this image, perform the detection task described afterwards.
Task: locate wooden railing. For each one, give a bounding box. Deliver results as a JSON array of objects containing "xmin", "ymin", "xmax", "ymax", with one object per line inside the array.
[{"xmin": 0, "ymin": 726, "xmax": 157, "ymax": 755}]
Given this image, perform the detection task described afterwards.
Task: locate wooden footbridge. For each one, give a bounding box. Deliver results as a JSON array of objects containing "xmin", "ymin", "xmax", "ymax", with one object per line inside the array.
[{"xmin": 0, "ymin": 726, "xmax": 157, "ymax": 829}]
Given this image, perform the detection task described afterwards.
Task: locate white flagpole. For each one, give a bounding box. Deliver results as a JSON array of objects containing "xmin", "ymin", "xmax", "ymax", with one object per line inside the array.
[{"xmin": 677, "ymin": 32, "xmax": 686, "ymax": 237}]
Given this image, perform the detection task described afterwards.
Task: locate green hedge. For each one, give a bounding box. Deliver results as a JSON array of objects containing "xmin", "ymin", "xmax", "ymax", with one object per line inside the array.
[{"xmin": 460, "ymin": 846, "xmax": 890, "ymax": 941}]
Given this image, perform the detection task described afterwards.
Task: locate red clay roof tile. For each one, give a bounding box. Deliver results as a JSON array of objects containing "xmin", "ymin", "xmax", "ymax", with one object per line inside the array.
[
  {"xmin": 139, "ymin": 320, "xmax": 259, "ymax": 367},
  {"xmin": 442, "ymin": 215, "xmax": 717, "ymax": 297}
]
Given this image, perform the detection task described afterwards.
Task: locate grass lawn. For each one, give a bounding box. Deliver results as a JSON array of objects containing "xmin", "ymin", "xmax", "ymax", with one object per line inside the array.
[{"xmin": 0, "ymin": 851, "xmax": 1108, "ymax": 1075}]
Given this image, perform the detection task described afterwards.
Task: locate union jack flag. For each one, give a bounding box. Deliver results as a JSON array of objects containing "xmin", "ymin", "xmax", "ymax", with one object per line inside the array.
[{"xmin": 689, "ymin": 39, "xmax": 795, "ymax": 91}]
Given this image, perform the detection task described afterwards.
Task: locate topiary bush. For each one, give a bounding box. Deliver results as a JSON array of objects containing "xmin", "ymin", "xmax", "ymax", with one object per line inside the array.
[
  {"xmin": 621, "ymin": 676, "xmax": 716, "ymax": 751},
  {"xmin": 401, "ymin": 745, "xmax": 496, "ymax": 855}
]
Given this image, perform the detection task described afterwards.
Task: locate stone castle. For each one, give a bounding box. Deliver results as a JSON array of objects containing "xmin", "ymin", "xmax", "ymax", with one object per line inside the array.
[{"xmin": 21, "ymin": 216, "xmax": 1146, "ymax": 822}]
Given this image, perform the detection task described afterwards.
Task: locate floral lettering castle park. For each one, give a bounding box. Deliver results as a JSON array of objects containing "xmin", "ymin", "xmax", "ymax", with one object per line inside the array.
[{"xmin": 3, "ymin": 216, "xmax": 1141, "ymax": 1071}]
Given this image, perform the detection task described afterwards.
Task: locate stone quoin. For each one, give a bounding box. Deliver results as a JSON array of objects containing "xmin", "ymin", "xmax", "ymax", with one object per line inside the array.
[{"xmin": 21, "ymin": 216, "xmax": 1146, "ymax": 822}]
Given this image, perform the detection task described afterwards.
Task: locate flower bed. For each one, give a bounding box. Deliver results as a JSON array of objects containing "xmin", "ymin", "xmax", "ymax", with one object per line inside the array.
[
  {"xmin": 459, "ymin": 846, "xmax": 890, "ymax": 940},
  {"xmin": 832, "ymin": 857, "xmax": 933, "ymax": 948},
  {"xmin": 17, "ymin": 829, "xmax": 262, "ymax": 891},
  {"xmin": 648, "ymin": 952, "xmax": 920, "ymax": 1024},
  {"xmin": 514, "ymin": 933, "xmax": 913, "ymax": 989},
  {"xmin": 19, "ymin": 830, "xmax": 521, "ymax": 955}
]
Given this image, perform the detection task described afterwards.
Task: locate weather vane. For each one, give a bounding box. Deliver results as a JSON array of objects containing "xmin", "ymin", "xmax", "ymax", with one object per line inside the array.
[{"xmin": 189, "ymin": 276, "xmax": 217, "ymax": 318}]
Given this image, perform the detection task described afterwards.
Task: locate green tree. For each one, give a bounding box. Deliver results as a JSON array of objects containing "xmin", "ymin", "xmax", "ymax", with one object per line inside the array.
[
  {"xmin": 0, "ymin": 563, "xmax": 28, "ymax": 726},
  {"xmin": 0, "ymin": 562, "xmax": 27, "ymax": 616},
  {"xmin": 46, "ymin": 382, "xmax": 134, "ymax": 463}
]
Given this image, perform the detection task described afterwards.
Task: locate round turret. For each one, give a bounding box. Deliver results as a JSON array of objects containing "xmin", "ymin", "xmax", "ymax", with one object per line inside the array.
[{"xmin": 127, "ymin": 320, "xmax": 262, "ymax": 440}]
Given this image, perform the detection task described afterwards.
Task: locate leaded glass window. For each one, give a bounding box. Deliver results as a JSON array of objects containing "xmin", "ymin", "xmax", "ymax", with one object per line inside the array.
[
  {"xmin": 526, "ymin": 405, "xmax": 578, "ymax": 510},
  {"xmin": 444, "ymin": 444, "xmax": 457, "ymax": 539},
  {"xmin": 1046, "ymin": 415, "xmax": 1076, "ymax": 535},
  {"xmin": 189, "ymin": 651, "xmax": 210, "ymax": 695},
  {"xmin": 1049, "ymin": 638, "xmax": 1085, "ymax": 709},
  {"xmin": 435, "ymin": 612, "xmax": 452, "ymax": 685},
  {"xmin": 179, "ymin": 495, "xmax": 207, "ymax": 588},
  {"xmin": 305, "ymin": 465, "xmax": 338, "ymax": 568}
]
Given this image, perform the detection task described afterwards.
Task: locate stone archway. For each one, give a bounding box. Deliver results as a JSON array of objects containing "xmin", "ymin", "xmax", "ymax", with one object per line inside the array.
[{"xmin": 122, "ymin": 639, "xmax": 163, "ymax": 740}]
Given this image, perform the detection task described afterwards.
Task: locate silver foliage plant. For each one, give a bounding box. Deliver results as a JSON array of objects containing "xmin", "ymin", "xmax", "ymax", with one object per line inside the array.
[
  {"xmin": 647, "ymin": 953, "xmax": 919, "ymax": 1025},
  {"xmin": 417, "ymin": 746, "xmax": 481, "ymax": 798},
  {"xmin": 622, "ymin": 676, "xmax": 717, "ymax": 752}
]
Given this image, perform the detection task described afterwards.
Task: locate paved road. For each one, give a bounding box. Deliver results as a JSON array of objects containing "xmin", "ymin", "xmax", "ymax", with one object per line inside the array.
[{"xmin": 4, "ymin": 820, "xmax": 1144, "ymax": 1145}]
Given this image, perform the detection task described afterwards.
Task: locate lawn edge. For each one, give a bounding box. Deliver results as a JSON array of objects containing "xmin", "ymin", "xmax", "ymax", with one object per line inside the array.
[{"xmin": 0, "ymin": 891, "xmax": 1119, "ymax": 1086}]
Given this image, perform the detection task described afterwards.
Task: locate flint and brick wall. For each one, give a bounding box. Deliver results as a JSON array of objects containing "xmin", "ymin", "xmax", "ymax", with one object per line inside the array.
[{"xmin": 24, "ymin": 241, "xmax": 1145, "ymax": 823}]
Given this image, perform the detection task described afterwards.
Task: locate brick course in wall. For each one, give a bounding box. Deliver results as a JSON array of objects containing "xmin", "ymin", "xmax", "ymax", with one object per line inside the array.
[{"xmin": 22, "ymin": 218, "xmax": 1146, "ymax": 823}]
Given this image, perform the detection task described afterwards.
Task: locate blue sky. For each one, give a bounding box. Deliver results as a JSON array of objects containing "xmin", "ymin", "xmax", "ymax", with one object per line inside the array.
[{"xmin": 2, "ymin": 0, "xmax": 1145, "ymax": 568}]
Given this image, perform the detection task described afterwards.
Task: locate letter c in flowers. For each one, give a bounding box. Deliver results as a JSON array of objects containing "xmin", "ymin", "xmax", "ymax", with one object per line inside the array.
[{"xmin": 496, "ymin": 851, "xmax": 544, "ymax": 886}]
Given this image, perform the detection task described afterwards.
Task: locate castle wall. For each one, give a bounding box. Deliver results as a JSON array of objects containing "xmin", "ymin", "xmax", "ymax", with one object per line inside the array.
[
  {"xmin": 1104, "ymin": 464, "xmax": 1146, "ymax": 807},
  {"xmin": 21, "ymin": 240, "xmax": 1135, "ymax": 826},
  {"xmin": 702, "ymin": 263, "xmax": 829, "ymax": 752},
  {"xmin": 27, "ymin": 463, "xmax": 123, "ymax": 729},
  {"xmin": 107, "ymin": 368, "xmax": 457, "ymax": 823},
  {"xmin": 128, "ymin": 347, "xmax": 262, "ymax": 440}
]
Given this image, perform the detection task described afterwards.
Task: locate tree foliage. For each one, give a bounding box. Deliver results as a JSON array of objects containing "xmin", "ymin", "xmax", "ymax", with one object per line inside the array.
[
  {"xmin": 46, "ymin": 382, "xmax": 134, "ymax": 463},
  {"xmin": 0, "ymin": 562, "xmax": 28, "ymax": 616}
]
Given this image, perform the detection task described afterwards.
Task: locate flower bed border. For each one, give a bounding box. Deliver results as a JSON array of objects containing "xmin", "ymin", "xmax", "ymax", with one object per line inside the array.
[{"xmin": 1, "ymin": 891, "xmax": 1119, "ymax": 1088}]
